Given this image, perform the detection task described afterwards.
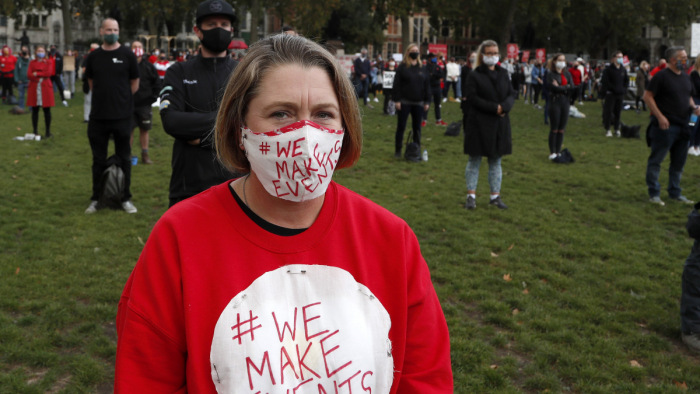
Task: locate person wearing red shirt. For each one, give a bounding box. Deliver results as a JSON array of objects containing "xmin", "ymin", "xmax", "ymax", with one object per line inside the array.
[
  {"xmin": 0, "ymin": 45, "xmax": 17, "ymax": 103},
  {"xmin": 649, "ymin": 58, "xmax": 667, "ymax": 78},
  {"xmin": 26, "ymin": 46, "xmax": 55, "ymax": 138},
  {"xmin": 115, "ymin": 32, "xmax": 453, "ymax": 393},
  {"xmin": 154, "ymin": 53, "xmax": 170, "ymax": 79},
  {"xmin": 568, "ymin": 59, "xmax": 582, "ymax": 105}
]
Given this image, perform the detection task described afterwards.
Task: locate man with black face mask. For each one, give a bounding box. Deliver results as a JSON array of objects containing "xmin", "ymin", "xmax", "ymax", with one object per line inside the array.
[{"xmin": 159, "ymin": 0, "xmax": 242, "ymax": 207}]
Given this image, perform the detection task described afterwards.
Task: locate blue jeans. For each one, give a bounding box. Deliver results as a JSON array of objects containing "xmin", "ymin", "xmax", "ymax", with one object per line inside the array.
[
  {"xmin": 465, "ymin": 155, "xmax": 502, "ymax": 193},
  {"xmin": 645, "ymin": 123, "xmax": 690, "ymax": 198},
  {"xmin": 17, "ymin": 80, "xmax": 28, "ymax": 109},
  {"xmin": 456, "ymin": 77, "xmax": 462, "ymax": 98},
  {"xmin": 355, "ymin": 77, "xmax": 369, "ymax": 104}
]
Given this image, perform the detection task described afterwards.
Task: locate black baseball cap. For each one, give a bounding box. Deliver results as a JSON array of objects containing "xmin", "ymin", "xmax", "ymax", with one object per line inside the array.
[{"xmin": 196, "ymin": 0, "xmax": 236, "ymax": 25}]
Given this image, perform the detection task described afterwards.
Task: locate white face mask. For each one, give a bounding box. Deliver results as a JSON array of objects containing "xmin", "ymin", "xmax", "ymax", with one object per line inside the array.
[
  {"xmin": 556, "ymin": 61, "xmax": 566, "ymax": 70},
  {"xmin": 482, "ymin": 55, "xmax": 499, "ymax": 66},
  {"xmin": 242, "ymin": 120, "xmax": 344, "ymax": 202}
]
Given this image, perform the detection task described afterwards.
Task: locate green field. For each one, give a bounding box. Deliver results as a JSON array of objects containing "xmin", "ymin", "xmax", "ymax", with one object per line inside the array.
[{"xmin": 1, "ymin": 90, "xmax": 699, "ymax": 392}]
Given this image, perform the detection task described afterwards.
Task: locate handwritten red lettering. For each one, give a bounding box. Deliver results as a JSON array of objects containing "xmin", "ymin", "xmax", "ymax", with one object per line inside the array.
[
  {"xmin": 272, "ymin": 309, "xmax": 297, "ymax": 342},
  {"xmin": 292, "ymin": 137, "xmax": 305, "ymax": 157},
  {"xmin": 231, "ymin": 310, "xmax": 262, "ymax": 345},
  {"xmin": 361, "ymin": 371, "xmax": 373, "ymax": 393},
  {"xmin": 337, "ymin": 370, "xmax": 362, "ymax": 392},
  {"xmin": 272, "ymin": 179, "xmax": 290, "ymax": 197},
  {"xmin": 246, "ymin": 351, "xmax": 275, "ymax": 390},
  {"xmin": 277, "ymin": 140, "xmax": 293, "ymax": 158},
  {"xmin": 280, "ymin": 346, "xmax": 299, "ymax": 384},
  {"xmin": 276, "ymin": 161, "xmax": 290, "ymax": 179},
  {"xmin": 296, "ymin": 343, "xmax": 321, "ymax": 380},
  {"xmin": 320, "ymin": 330, "xmax": 352, "ymax": 378},
  {"xmin": 334, "ymin": 140, "xmax": 342, "ymax": 153},
  {"xmin": 291, "ymin": 161, "xmax": 306, "ymax": 180},
  {"xmin": 317, "ymin": 383, "xmax": 329, "ymax": 394},
  {"xmin": 303, "ymin": 302, "xmax": 329, "ymax": 341},
  {"xmin": 302, "ymin": 177, "xmax": 319, "ymax": 193},
  {"xmin": 286, "ymin": 181, "xmax": 300, "ymax": 197},
  {"xmin": 303, "ymin": 158, "xmax": 319, "ymax": 176},
  {"xmin": 293, "ymin": 378, "xmax": 313, "ymax": 393}
]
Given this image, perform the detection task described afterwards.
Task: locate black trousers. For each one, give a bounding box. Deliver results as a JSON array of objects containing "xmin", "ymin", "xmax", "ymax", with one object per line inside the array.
[
  {"xmin": 1, "ymin": 76, "xmax": 13, "ymax": 99},
  {"xmin": 423, "ymin": 88, "xmax": 442, "ymax": 121},
  {"xmin": 51, "ymin": 76, "xmax": 65, "ymax": 101},
  {"xmin": 31, "ymin": 106, "xmax": 52, "ymax": 135},
  {"xmin": 532, "ymin": 84, "xmax": 542, "ymax": 104},
  {"xmin": 549, "ymin": 95, "xmax": 570, "ymax": 131},
  {"xmin": 88, "ymin": 118, "xmax": 132, "ymax": 201},
  {"xmin": 395, "ymin": 103, "xmax": 423, "ymax": 153},
  {"xmin": 603, "ymin": 93, "xmax": 623, "ymax": 130}
]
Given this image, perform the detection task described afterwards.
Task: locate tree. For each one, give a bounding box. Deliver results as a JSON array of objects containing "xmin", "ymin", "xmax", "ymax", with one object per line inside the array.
[{"xmin": 324, "ymin": 0, "xmax": 385, "ymax": 53}]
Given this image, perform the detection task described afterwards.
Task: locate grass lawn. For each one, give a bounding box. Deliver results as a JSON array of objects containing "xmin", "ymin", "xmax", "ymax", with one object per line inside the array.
[{"xmin": 1, "ymin": 89, "xmax": 700, "ymax": 392}]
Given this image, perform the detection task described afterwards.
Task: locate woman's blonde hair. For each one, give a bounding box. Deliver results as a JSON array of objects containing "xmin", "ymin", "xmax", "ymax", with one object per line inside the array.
[
  {"xmin": 215, "ymin": 34, "xmax": 362, "ymax": 173},
  {"xmin": 693, "ymin": 57, "xmax": 700, "ymax": 72},
  {"xmin": 402, "ymin": 43, "xmax": 420, "ymax": 65},
  {"xmin": 475, "ymin": 39, "xmax": 498, "ymax": 68}
]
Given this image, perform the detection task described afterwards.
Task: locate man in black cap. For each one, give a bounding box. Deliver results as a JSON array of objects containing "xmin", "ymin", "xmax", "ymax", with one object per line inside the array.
[{"xmin": 159, "ymin": 0, "xmax": 242, "ymax": 207}]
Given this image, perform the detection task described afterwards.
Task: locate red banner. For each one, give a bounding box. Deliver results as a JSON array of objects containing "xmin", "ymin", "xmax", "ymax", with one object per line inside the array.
[
  {"xmin": 507, "ymin": 44, "xmax": 519, "ymax": 59},
  {"xmin": 428, "ymin": 44, "xmax": 448, "ymax": 58},
  {"xmin": 521, "ymin": 50, "xmax": 530, "ymax": 63},
  {"xmin": 536, "ymin": 48, "xmax": 546, "ymax": 63}
]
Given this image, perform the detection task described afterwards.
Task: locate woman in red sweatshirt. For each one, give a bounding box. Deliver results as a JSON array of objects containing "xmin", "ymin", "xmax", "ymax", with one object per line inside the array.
[{"xmin": 27, "ymin": 46, "xmax": 55, "ymax": 138}]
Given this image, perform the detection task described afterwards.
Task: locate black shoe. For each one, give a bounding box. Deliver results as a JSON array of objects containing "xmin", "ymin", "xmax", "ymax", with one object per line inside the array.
[
  {"xmin": 394, "ymin": 152, "xmax": 401, "ymax": 159},
  {"xmin": 465, "ymin": 196, "xmax": 476, "ymax": 210},
  {"xmin": 45, "ymin": 132, "xmax": 52, "ymax": 139},
  {"xmin": 489, "ymin": 196, "xmax": 508, "ymax": 209}
]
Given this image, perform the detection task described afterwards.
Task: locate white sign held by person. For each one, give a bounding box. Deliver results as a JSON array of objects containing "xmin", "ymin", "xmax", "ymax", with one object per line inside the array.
[{"xmin": 382, "ymin": 71, "xmax": 396, "ymax": 89}]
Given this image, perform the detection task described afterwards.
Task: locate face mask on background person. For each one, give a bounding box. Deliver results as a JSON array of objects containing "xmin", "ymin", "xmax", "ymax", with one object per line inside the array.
[
  {"xmin": 482, "ymin": 55, "xmax": 499, "ymax": 66},
  {"xmin": 36, "ymin": 52, "xmax": 45, "ymax": 59},
  {"xmin": 556, "ymin": 61, "xmax": 566, "ymax": 70},
  {"xmin": 409, "ymin": 52, "xmax": 419, "ymax": 60},
  {"xmin": 103, "ymin": 33, "xmax": 119, "ymax": 45},
  {"xmin": 200, "ymin": 27, "xmax": 232, "ymax": 53},
  {"xmin": 616, "ymin": 57, "xmax": 624, "ymax": 65},
  {"xmin": 241, "ymin": 120, "xmax": 344, "ymax": 202},
  {"xmin": 133, "ymin": 47, "xmax": 144, "ymax": 57}
]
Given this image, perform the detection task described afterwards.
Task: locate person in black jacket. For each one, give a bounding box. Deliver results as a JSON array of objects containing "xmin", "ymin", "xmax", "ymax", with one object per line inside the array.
[
  {"xmin": 463, "ymin": 40, "xmax": 514, "ymax": 210},
  {"xmin": 392, "ymin": 43, "xmax": 431, "ymax": 158},
  {"xmin": 160, "ymin": 0, "xmax": 242, "ymax": 207},
  {"xmin": 601, "ymin": 51, "xmax": 629, "ymax": 137},
  {"xmin": 424, "ymin": 52, "xmax": 446, "ymax": 126},
  {"xmin": 546, "ymin": 53, "xmax": 574, "ymax": 160},
  {"xmin": 681, "ymin": 201, "xmax": 700, "ymax": 355},
  {"xmin": 131, "ymin": 41, "xmax": 160, "ymax": 164}
]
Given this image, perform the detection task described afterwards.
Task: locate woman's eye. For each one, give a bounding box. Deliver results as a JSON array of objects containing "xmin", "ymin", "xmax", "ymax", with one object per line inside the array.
[
  {"xmin": 271, "ymin": 111, "xmax": 289, "ymax": 120},
  {"xmin": 316, "ymin": 112, "xmax": 334, "ymax": 120}
]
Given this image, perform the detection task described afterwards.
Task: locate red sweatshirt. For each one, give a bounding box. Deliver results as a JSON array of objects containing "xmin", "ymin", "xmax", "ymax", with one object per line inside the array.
[{"xmin": 115, "ymin": 181, "xmax": 453, "ymax": 393}]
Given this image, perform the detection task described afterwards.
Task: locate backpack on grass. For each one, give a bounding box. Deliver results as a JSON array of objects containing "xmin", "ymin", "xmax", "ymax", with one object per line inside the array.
[
  {"xmin": 445, "ymin": 121, "xmax": 461, "ymax": 136},
  {"xmin": 98, "ymin": 155, "xmax": 125, "ymax": 209}
]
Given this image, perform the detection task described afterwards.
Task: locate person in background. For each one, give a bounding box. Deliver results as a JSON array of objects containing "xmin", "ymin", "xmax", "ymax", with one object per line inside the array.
[
  {"xmin": 82, "ymin": 43, "xmax": 99, "ymax": 123},
  {"xmin": 382, "ymin": 58, "xmax": 397, "ymax": 115},
  {"xmin": 424, "ymin": 52, "xmax": 447, "ymax": 126},
  {"xmin": 130, "ymin": 41, "xmax": 160, "ymax": 165},
  {"xmin": 546, "ymin": 53, "xmax": 574, "ymax": 160},
  {"xmin": 522, "ymin": 57, "xmax": 533, "ymax": 104},
  {"xmin": 159, "ymin": 0, "xmax": 241, "ymax": 207},
  {"xmin": 154, "ymin": 52, "xmax": 170, "ymax": 80},
  {"xmin": 531, "ymin": 58, "xmax": 545, "ymax": 109},
  {"xmin": 84, "ymin": 18, "xmax": 140, "ymax": 214},
  {"xmin": 445, "ymin": 57, "xmax": 460, "ymax": 102},
  {"xmin": 601, "ymin": 51, "xmax": 629, "ymax": 138},
  {"xmin": 115, "ymin": 33, "xmax": 453, "ymax": 393},
  {"xmin": 0, "ymin": 45, "xmax": 17, "ymax": 103},
  {"xmin": 576, "ymin": 57, "xmax": 587, "ymax": 104},
  {"xmin": 568, "ymin": 59, "xmax": 582, "ymax": 106},
  {"xmin": 26, "ymin": 45, "xmax": 55, "ymax": 138},
  {"xmin": 463, "ymin": 39, "xmax": 514, "ymax": 210},
  {"xmin": 13, "ymin": 45, "xmax": 31, "ymax": 113},
  {"xmin": 643, "ymin": 46, "xmax": 699, "ymax": 206},
  {"xmin": 392, "ymin": 43, "xmax": 431, "ymax": 158},
  {"xmin": 681, "ymin": 202, "xmax": 700, "ymax": 355},
  {"xmin": 650, "ymin": 58, "xmax": 666, "ymax": 78},
  {"xmin": 354, "ymin": 47, "xmax": 372, "ymax": 108},
  {"xmin": 63, "ymin": 49, "xmax": 77, "ymax": 97},
  {"xmin": 689, "ymin": 57, "xmax": 700, "ymax": 156},
  {"xmin": 281, "ymin": 25, "xmax": 297, "ymax": 35},
  {"xmin": 460, "ymin": 52, "xmax": 475, "ymax": 134},
  {"xmin": 636, "ymin": 60, "xmax": 650, "ymax": 113},
  {"xmin": 49, "ymin": 45, "xmax": 68, "ymax": 106}
]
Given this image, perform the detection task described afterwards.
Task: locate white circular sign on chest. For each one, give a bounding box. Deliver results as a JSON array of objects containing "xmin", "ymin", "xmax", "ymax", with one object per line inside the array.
[{"xmin": 210, "ymin": 264, "xmax": 394, "ymax": 393}]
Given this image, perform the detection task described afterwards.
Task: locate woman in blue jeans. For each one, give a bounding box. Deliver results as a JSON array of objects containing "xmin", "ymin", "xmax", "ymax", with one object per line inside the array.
[{"xmin": 463, "ymin": 39, "xmax": 515, "ymax": 210}]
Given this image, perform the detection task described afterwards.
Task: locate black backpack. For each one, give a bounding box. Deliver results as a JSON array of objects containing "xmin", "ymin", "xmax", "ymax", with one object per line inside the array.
[
  {"xmin": 552, "ymin": 148, "xmax": 575, "ymax": 164},
  {"xmin": 98, "ymin": 155, "xmax": 125, "ymax": 209},
  {"xmin": 445, "ymin": 121, "xmax": 461, "ymax": 136}
]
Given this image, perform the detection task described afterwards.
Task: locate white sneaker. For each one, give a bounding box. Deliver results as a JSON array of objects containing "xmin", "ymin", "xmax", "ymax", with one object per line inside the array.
[
  {"xmin": 373, "ymin": 97, "xmax": 379, "ymax": 102},
  {"xmin": 455, "ymin": 97, "xmax": 461, "ymax": 102},
  {"xmin": 548, "ymin": 153, "xmax": 558, "ymax": 160},
  {"xmin": 689, "ymin": 147, "xmax": 696, "ymax": 156},
  {"xmin": 62, "ymin": 100, "xmax": 68, "ymax": 107},
  {"xmin": 85, "ymin": 200, "xmax": 98, "ymax": 214},
  {"xmin": 442, "ymin": 98, "xmax": 447, "ymax": 103},
  {"xmin": 615, "ymin": 130, "xmax": 621, "ymax": 138},
  {"xmin": 578, "ymin": 101, "xmax": 583, "ymax": 105},
  {"xmin": 122, "ymin": 200, "xmax": 137, "ymax": 214},
  {"xmin": 605, "ymin": 130, "xmax": 613, "ymax": 137}
]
